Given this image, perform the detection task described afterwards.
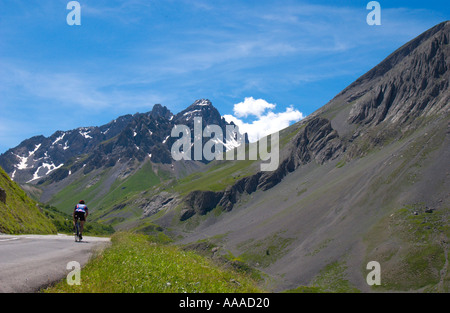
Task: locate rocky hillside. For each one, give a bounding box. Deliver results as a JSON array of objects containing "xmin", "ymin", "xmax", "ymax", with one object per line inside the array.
[
  {"xmin": 147, "ymin": 21, "xmax": 449, "ymax": 292},
  {"xmin": 173, "ymin": 21, "xmax": 449, "ymax": 222},
  {"xmin": 0, "ymin": 166, "xmax": 56, "ymax": 234}
]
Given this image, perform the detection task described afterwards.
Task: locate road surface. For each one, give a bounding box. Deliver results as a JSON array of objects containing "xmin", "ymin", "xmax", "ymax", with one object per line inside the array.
[{"xmin": 0, "ymin": 234, "xmax": 110, "ymax": 293}]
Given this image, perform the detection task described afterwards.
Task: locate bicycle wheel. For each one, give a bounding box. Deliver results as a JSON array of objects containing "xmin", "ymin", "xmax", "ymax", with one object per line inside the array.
[
  {"xmin": 74, "ymin": 220, "xmax": 79, "ymax": 242},
  {"xmin": 78, "ymin": 223, "xmax": 82, "ymax": 242}
]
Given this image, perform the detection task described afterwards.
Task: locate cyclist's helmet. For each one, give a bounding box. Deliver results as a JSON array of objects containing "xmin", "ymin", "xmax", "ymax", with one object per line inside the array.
[{"xmin": 79, "ymin": 200, "xmax": 85, "ymax": 204}]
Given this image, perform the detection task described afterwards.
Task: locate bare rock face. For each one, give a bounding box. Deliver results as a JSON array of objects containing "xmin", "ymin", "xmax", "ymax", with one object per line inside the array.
[
  {"xmin": 347, "ymin": 21, "xmax": 449, "ymax": 127},
  {"xmin": 0, "ymin": 188, "xmax": 6, "ymax": 204},
  {"xmin": 141, "ymin": 192, "xmax": 179, "ymax": 218},
  {"xmin": 184, "ymin": 190, "xmax": 224, "ymax": 215}
]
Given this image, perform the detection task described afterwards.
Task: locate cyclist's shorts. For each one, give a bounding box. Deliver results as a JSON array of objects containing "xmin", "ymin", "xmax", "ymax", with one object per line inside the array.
[{"xmin": 74, "ymin": 211, "xmax": 86, "ymax": 221}]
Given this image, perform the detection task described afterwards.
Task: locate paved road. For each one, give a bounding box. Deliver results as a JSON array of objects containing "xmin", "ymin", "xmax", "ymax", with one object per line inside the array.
[{"xmin": 0, "ymin": 234, "xmax": 110, "ymax": 293}]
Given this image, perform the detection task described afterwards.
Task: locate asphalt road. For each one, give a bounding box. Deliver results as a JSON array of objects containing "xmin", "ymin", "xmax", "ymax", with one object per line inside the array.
[{"xmin": 0, "ymin": 234, "xmax": 110, "ymax": 293}]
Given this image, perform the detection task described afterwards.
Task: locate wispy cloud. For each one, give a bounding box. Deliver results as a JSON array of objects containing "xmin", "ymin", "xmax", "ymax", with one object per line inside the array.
[{"xmin": 0, "ymin": 62, "xmax": 168, "ymax": 111}]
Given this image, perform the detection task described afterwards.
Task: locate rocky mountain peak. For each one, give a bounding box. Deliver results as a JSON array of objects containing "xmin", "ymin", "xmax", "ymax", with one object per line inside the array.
[
  {"xmin": 150, "ymin": 104, "xmax": 173, "ymax": 120},
  {"xmin": 174, "ymin": 99, "xmax": 225, "ymax": 126},
  {"xmin": 193, "ymin": 99, "xmax": 212, "ymax": 106}
]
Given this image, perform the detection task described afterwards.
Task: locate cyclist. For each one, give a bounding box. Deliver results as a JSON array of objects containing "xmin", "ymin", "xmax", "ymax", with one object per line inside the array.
[{"xmin": 73, "ymin": 200, "xmax": 89, "ymax": 240}]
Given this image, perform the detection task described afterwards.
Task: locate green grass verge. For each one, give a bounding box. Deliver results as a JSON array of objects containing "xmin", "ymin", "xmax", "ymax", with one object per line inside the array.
[{"xmin": 45, "ymin": 232, "xmax": 264, "ymax": 293}]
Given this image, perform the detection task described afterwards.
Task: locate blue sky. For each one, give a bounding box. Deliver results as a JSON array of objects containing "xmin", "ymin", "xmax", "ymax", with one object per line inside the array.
[{"xmin": 0, "ymin": 0, "xmax": 448, "ymax": 152}]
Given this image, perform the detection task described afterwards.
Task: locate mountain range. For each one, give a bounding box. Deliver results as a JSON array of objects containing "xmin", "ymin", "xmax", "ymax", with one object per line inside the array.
[
  {"xmin": 0, "ymin": 21, "xmax": 449, "ymax": 292},
  {"xmin": 0, "ymin": 99, "xmax": 242, "ymax": 184}
]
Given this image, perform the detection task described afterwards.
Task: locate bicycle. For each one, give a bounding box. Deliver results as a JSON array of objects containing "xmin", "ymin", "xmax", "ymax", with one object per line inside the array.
[{"xmin": 74, "ymin": 217, "xmax": 82, "ymax": 242}]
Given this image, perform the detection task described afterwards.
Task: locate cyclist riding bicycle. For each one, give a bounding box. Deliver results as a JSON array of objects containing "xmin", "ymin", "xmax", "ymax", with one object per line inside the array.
[{"xmin": 73, "ymin": 200, "xmax": 89, "ymax": 240}]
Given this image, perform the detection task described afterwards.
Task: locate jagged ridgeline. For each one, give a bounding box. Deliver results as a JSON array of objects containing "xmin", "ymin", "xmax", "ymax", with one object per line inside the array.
[
  {"xmin": 0, "ymin": 21, "xmax": 449, "ymax": 292},
  {"xmin": 0, "ymin": 99, "xmax": 243, "ymax": 185}
]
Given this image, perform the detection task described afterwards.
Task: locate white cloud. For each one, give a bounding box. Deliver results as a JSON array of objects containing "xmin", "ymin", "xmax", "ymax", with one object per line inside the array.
[
  {"xmin": 233, "ymin": 97, "xmax": 275, "ymax": 118},
  {"xmin": 224, "ymin": 98, "xmax": 303, "ymax": 143}
]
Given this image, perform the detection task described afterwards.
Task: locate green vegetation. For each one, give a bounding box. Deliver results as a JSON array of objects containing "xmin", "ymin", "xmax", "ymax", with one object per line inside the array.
[
  {"xmin": 335, "ymin": 159, "xmax": 346, "ymax": 168},
  {"xmin": 41, "ymin": 204, "xmax": 114, "ymax": 236},
  {"xmin": 97, "ymin": 161, "xmax": 160, "ymax": 211},
  {"xmin": 172, "ymin": 159, "xmax": 256, "ymax": 194},
  {"xmin": 278, "ymin": 122, "xmax": 304, "ymax": 148},
  {"xmin": 180, "ymin": 236, "xmax": 266, "ymax": 283},
  {"xmin": 310, "ymin": 261, "xmax": 360, "ymax": 293},
  {"xmin": 47, "ymin": 161, "xmax": 172, "ymax": 231},
  {"xmin": 237, "ymin": 232, "xmax": 294, "ymax": 268},
  {"xmin": 0, "ymin": 167, "xmax": 56, "ymax": 234},
  {"xmin": 286, "ymin": 261, "xmax": 360, "ymax": 293},
  {"xmin": 284, "ymin": 286, "xmax": 327, "ymax": 293},
  {"xmin": 132, "ymin": 220, "xmax": 173, "ymax": 244},
  {"xmin": 305, "ymin": 238, "xmax": 334, "ymax": 257},
  {"xmin": 49, "ymin": 168, "xmax": 112, "ymax": 214},
  {"xmin": 49, "ymin": 161, "xmax": 162, "ymax": 216},
  {"xmin": 45, "ymin": 232, "xmax": 263, "ymax": 293},
  {"xmin": 364, "ymin": 205, "xmax": 449, "ymax": 292}
]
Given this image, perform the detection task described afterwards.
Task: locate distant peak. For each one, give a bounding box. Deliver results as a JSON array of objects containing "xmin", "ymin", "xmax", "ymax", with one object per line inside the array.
[
  {"xmin": 193, "ymin": 99, "xmax": 212, "ymax": 106},
  {"xmin": 150, "ymin": 103, "xmax": 173, "ymax": 119}
]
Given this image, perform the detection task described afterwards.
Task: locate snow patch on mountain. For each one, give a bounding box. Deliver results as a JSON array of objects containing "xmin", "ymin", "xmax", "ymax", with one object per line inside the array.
[
  {"xmin": 28, "ymin": 162, "xmax": 63, "ymax": 183},
  {"xmin": 52, "ymin": 133, "xmax": 65, "ymax": 145},
  {"xmin": 14, "ymin": 144, "xmax": 42, "ymax": 170},
  {"xmin": 79, "ymin": 129, "xmax": 92, "ymax": 139}
]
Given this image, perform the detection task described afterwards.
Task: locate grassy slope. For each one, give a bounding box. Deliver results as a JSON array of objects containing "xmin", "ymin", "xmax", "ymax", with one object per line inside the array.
[
  {"xmin": 45, "ymin": 232, "xmax": 263, "ymax": 293},
  {"xmin": 0, "ymin": 167, "xmax": 56, "ymax": 234},
  {"xmin": 285, "ymin": 261, "xmax": 361, "ymax": 293},
  {"xmin": 49, "ymin": 161, "xmax": 163, "ymax": 218},
  {"xmin": 172, "ymin": 159, "xmax": 257, "ymax": 194},
  {"xmin": 48, "ymin": 168, "xmax": 112, "ymax": 214},
  {"xmin": 364, "ymin": 205, "xmax": 449, "ymax": 292}
]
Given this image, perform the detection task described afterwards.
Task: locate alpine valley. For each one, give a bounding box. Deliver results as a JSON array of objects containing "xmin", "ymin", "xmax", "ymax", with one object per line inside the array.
[{"xmin": 1, "ymin": 21, "xmax": 449, "ymax": 292}]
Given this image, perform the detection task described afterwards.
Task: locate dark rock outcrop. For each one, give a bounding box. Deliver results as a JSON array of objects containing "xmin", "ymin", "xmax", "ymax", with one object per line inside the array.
[
  {"xmin": 218, "ymin": 173, "xmax": 262, "ymax": 212},
  {"xmin": 184, "ymin": 190, "xmax": 224, "ymax": 215},
  {"xmin": 150, "ymin": 103, "xmax": 173, "ymax": 120},
  {"xmin": 0, "ymin": 187, "xmax": 6, "ymax": 204},
  {"xmin": 180, "ymin": 190, "xmax": 224, "ymax": 221},
  {"xmin": 141, "ymin": 192, "xmax": 177, "ymax": 218}
]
